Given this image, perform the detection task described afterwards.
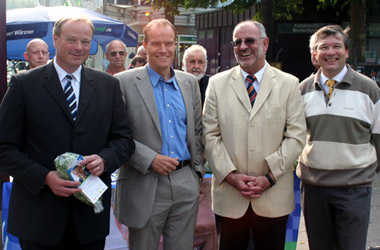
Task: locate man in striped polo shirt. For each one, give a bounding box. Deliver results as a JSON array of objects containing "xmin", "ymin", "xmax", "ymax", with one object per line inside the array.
[{"xmin": 297, "ymin": 24, "xmax": 380, "ymax": 250}]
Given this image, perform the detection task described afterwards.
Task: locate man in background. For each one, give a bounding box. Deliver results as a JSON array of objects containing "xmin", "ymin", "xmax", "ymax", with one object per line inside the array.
[
  {"xmin": 24, "ymin": 38, "xmax": 49, "ymax": 69},
  {"xmin": 105, "ymin": 39, "xmax": 127, "ymax": 75},
  {"xmin": 309, "ymin": 33, "xmax": 320, "ymax": 74},
  {"xmin": 136, "ymin": 45, "xmax": 147, "ymax": 62},
  {"xmin": 128, "ymin": 55, "xmax": 146, "ymax": 69},
  {"xmin": 182, "ymin": 44, "xmax": 209, "ymax": 107}
]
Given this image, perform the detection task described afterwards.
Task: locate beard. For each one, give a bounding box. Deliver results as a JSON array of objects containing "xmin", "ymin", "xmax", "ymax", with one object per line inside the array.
[
  {"xmin": 184, "ymin": 65, "xmax": 207, "ymax": 81},
  {"xmin": 194, "ymin": 72, "xmax": 205, "ymax": 81}
]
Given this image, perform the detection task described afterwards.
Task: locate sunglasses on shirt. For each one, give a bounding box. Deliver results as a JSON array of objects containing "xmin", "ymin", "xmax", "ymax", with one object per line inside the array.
[
  {"xmin": 110, "ymin": 51, "xmax": 126, "ymax": 57},
  {"xmin": 231, "ymin": 37, "xmax": 264, "ymax": 47}
]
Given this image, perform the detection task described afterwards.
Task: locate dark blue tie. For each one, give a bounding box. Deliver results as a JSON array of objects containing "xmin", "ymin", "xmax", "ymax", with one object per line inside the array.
[
  {"xmin": 64, "ymin": 74, "xmax": 77, "ymax": 121},
  {"xmin": 246, "ymin": 74, "xmax": 257, "ymax": 107}
]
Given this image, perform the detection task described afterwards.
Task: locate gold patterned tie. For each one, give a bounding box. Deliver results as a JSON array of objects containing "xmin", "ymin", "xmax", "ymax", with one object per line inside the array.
[{"xmin": 326, "ymin": 79, "xmax": 336, "ymax": 99}]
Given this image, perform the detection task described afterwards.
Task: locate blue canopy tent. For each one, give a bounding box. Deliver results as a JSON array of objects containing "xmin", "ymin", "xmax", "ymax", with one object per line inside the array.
[{"xmin": 6, "ymin": 6, "xmax": 138, "ymax": 60}]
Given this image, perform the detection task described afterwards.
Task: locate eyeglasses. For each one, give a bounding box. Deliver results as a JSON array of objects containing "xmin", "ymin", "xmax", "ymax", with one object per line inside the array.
[
  {"xmin": 231, "ymin": 37, "xmax": 264, "ymax": 47},
  {"xmin": 110, "ymin": 51, "xmax": 126, "ymax": 57}
]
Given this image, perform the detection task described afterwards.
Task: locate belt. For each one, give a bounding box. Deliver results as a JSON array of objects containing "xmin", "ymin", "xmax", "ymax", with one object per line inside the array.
[{"xmin": 176, "ymin": 160, "xmax": 191, "ymax": 170}]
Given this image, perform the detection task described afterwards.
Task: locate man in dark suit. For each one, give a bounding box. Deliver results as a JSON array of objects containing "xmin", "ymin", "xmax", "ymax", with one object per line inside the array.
[
  {"xmin": 113, "ymin": 19, "xmax": 204, "ymax": 250},
  {"xmin": 0, "ymin": 16, "xmax": 135, "ymax": 249},
  {"xmin": 182, "ymin": 44, "xmax": 209, "ymax": 107}
]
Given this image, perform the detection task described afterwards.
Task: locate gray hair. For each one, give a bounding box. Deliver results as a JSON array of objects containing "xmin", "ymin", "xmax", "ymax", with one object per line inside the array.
[
  {"xmin": 137, "ymin": 45, "xmax": 145, "ymax": 55},
  {"xmin": 233, "ymin": 20, "xmax": 267, "ymax": 39},
  {"xmin": 182, "ymin": 44, "xmax": 208, "ymax": 69},
  {"xmin": 106, "ymin": 39, "xmax": 127, "ymax": 54},
  {"xmin": 309, "ymin": 33, "xmax": 317, "ymax": 54}
]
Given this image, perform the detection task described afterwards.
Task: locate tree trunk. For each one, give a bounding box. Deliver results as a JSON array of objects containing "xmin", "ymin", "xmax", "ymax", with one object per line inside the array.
[
  {"xmin": 260, "ymin": 0, "xmax": 274, "ymax": 62},
  {"xmin": 350, "ymin": 0, "xmax": 366, "ymax": 68},
  {"xmin": 165, "ymin": 5, "xmax": 175, "ymax": 25}
]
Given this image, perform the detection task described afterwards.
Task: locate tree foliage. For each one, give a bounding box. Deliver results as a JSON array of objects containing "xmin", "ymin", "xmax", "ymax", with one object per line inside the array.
[
  {"xmin": 146, "ymin": 0, "xmax": 304, "ymax": 23},
  {"xmin": 316, "ymin": 0, "xmax": 379, "ymax": 11},
  {"xmin": 6, "ymin": 0, "xmax": 38, "ymax": 10}
]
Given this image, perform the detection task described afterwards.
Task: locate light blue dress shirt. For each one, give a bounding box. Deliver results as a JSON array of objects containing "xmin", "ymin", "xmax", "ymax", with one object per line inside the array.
[{"xmin": 147, "ymin": 65, "xmax": 191, "ymax": 161}]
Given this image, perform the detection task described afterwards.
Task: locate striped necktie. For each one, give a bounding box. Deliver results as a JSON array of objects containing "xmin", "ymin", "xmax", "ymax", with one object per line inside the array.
[
  {"xmin": 64, "ymin": 74, "xmax": 77, "ymax": 121},
  {"xmin": 246, "ymin": 74, "xmax": 257, "ymax": 107},
  {"xmin": 326, "ymin": 79, "xmax": 336, "ymax": 99}
]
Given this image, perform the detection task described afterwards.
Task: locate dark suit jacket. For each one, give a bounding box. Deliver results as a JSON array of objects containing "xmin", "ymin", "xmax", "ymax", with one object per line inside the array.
[
  {"xmin": 0, "ymin": 62, "xmax": 135, "ymax": 246},
  {"xmin": 199, "ymin": 74, "xmax": 209, "ymax": 107}
]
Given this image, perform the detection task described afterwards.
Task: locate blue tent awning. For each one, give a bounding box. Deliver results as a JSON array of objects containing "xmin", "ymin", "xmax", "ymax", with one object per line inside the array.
[{"xmin": 6, "ymin": 6, "xmax": 138, "ymax": 60}]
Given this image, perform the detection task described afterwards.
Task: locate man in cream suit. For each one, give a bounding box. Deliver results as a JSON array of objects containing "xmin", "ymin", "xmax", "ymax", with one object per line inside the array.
[
  {"xmin": 202, "ymin": 20, "xmax": 306, "ymax": 250},
  {"xmin": 113, "ymin": 19, "xmax": 204, "ymax": 250}
]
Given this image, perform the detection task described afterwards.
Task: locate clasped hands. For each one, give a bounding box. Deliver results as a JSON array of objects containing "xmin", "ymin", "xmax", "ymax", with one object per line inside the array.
[
  {"xmin": 45, "ymin": 154, "xmax": 105, "ymax": 197},
  {"xmin": 225, "ymin": 172, "xmax": 272, "ymax": 199}
]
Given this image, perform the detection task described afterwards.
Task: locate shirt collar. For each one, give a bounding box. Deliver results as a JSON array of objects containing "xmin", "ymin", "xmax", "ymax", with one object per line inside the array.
[
  {"xmin": 320, "ymin": 65, "xmax": 348, "ymax": 86},
  {"xmin": 240, "ymin": 61, "xmax": 267, "ymax": 84},
  {"xmin": 147, "ymin": 64, "xmax": 178, "ymax": 90},
  {"xmin": 53, "ymin": 58, "xmax": 82, "ymax": 82}
]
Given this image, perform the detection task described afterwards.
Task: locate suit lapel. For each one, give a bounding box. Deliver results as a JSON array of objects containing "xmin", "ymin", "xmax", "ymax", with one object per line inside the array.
[
  {"xmin": 135, "ymin": 67, "xmax": 162, "ymax": 138},
  {"xmin": 250, "ymin": 65, "xmax": 276, "ymax": 119},
  {"xmin": 230, "ymin": 67, "xmax": 252, "ymax": 113},
  {"xmin": 76, "ymin": 67, "xmax": 95, "ymax": 124},
  {"xmin": 42, "ymin": 62, "xmax": 73, "ymax": 122}
]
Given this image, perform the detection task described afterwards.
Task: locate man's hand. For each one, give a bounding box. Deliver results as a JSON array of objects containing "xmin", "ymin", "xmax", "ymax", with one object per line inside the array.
[
  {"xmin": 246, "ymin": 176, "xmax": 271, "ymax": 196},
  {"xmin": 151, "ymin": 154, "xmax": 178, "ymax": 176},
  {"xmin": 78, "ymin": 154, "xmax": 105, "ymax": 177},
  {"xmin": 45, "ymin": 171, "xmax": 81, "ymax": 197},
  {"xmin": 225, "ymin": 172, "xmax": 262, "ymax": 199}
]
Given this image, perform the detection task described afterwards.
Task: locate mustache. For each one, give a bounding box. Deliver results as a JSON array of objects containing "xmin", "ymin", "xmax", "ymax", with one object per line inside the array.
[{"xmin": 192, "ymin": 68, "xmax": 201, "ymax": 73}]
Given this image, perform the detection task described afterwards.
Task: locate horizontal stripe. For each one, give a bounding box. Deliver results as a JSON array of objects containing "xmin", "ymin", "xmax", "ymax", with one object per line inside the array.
[
  {"xmin": 372, "ymin": 133, "xmax": 380, "ymax": 145},
  {"xmin": 303, "ymin": 89, "xmax": 375, "ymax": 125},
  {"xmin": 301, "ymin": 67, "xmax": 380, "ymax": 105},
  {"xmin": 306, "ymin": 115, "xmax": 371, "ymax": 144},
  {"xmin": 300, "ymin": 141, "xmax": 377, "ymax": 171},
  {"xmin": 373, "ymin": 100, "xmax": 380, "ymax": 134},
  {"xmin": 297, "ymin": 161, "xmax": 377, "ymax": 187}
]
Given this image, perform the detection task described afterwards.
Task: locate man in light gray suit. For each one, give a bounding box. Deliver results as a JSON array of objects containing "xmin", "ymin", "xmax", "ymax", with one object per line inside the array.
[{"xmin": 113, "ymin": 18, "xmax": 204, "ymax": 250}]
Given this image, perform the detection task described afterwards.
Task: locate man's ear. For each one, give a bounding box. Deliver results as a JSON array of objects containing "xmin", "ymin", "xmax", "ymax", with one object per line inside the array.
[{"xmin": 24, "ymin": 52, "xmax": 29, "ymax": 61}]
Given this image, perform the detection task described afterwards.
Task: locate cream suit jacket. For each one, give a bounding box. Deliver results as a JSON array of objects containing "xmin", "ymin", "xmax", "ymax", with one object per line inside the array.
[
  {"xmin": 113, "ymin": 66, "xmax": 204, "ymax": 229},
  {"xmin": 202, "ymin": 63, "xmax": 306, "ymax": 218}
]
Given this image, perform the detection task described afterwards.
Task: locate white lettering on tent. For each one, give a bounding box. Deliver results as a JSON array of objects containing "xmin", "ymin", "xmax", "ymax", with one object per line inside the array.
[{"xmin": 7, "ymin": 30, "xmax": 35, "ymax": 36}]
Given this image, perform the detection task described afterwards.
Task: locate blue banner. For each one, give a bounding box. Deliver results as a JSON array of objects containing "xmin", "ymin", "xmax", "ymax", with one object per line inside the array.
[{"xmin": 6, "ymin": 23, "xmax": 49, "ymax": 41}]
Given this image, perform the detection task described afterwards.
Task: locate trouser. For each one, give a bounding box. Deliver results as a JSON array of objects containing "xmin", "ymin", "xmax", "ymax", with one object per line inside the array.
[
  {"xmin": 302, "ymin": 184, "xmax": 371, "ymax": 250},
  {"xmin": 215, "ymin": 204, "xmax": 289, "ymax": 250},
  {"xmin": 128, "ymin": 165, "xmax": 200, "ymax": 250},
  {"xmin": 19, "ymin": 211, "xmax": 105, "ymax": 250}
]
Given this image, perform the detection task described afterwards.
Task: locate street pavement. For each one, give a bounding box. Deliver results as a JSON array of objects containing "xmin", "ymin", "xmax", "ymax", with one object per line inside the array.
[{"xmin": 296, "ymin": 176, "xmax": 380, "ymax": 250}]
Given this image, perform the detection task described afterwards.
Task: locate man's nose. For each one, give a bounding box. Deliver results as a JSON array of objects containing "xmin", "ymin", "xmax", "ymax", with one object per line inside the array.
[{"xmin": 240, "ymin": 41, "xmax": 249, "ymax": 50}]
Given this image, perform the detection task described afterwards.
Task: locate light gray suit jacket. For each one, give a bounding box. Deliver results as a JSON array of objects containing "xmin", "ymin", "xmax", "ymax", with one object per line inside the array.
[{"xmin": 113, "ymin": 66, "xmax": 204, "ymax": 229}]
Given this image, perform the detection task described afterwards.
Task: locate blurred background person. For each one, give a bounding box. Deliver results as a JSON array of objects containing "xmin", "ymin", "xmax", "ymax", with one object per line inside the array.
[
  {"xmin": 136, "ymin": 45, "xmax": 147, "ymax": 62},
  {"xmin": 24, "ymin": 38, "xmax": 49, "ymax": 69},
  {"xmin": 105, "ymin": 39, "xmax": 127, "ymax": 75},
  {"xmin": 182, "ymin": 44, "xmax": 209, "ymax": 107},
  {"xmin": 309, "ymin": 33, "xmax": 320, "ymax": 75},
  {"xmin": 128, "ymin": 55, "xmax": 146, "ymax": 69}
]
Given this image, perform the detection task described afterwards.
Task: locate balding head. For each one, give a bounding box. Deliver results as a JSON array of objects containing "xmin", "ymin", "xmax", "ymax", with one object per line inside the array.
[{"xmin": 24, "ymin": 39, "xmax": 49, "ymax": 69}]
